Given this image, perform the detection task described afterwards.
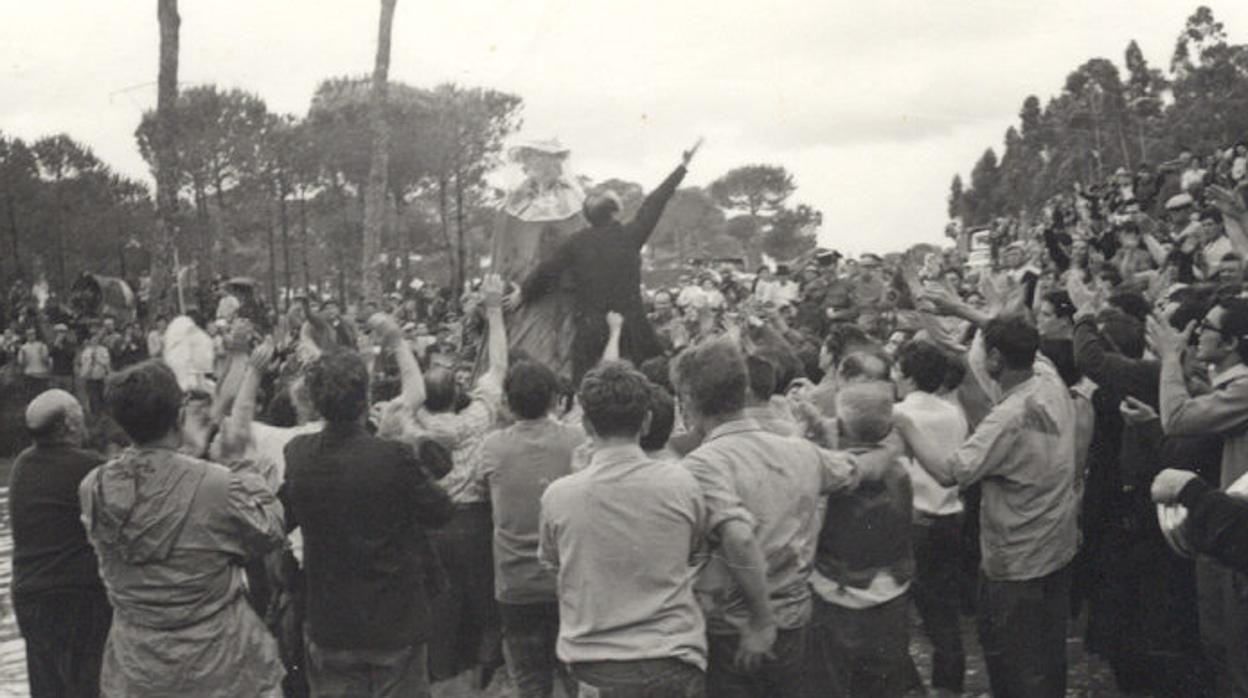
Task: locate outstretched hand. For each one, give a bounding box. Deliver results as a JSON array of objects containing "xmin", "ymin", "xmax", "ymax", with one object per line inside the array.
[{"xmin": 682, "ymin": 137, "xmax": 704, "ymax": 168}]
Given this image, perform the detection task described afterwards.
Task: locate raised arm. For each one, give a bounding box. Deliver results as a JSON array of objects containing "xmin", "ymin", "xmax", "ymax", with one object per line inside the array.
[
  {"xmin": 1209, "ymin": 185, "xmax": 1248, "ymax": 256},
  {"xmin": 369, "ymin": 313, "xmax": 425, "ymax": 411},
  {"xmin": 481, "ymin": 274, "xmax": 509, "ymax": 387},
  {"xmin": 1072, "ymin": 315, "xmax": 1159, "ymax": 403},
  {"xmin": 602, "ymin": 311, "xmax": 623, "ymax": 363},
  {"xmin": 229, "ymin": 340, "xmax": 274, "ymax": 434},
  {"xmin": 629, "ymin": 140, "xmax": 700, "ymax": 247}
]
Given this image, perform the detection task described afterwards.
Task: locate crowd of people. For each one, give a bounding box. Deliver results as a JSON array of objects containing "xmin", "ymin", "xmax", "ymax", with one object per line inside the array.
[{"xmin": 14, "ymin": 136, "xmax": 1248, "ymax": 698}]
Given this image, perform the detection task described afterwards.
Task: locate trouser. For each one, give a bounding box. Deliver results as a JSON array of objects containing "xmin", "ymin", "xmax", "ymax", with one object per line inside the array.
[
  {"xmin": 807, "ymin": 594, "xmax": 915, "ymax": 698},
  {"xmin": 84, "ymin": 378, "xmax": 106, "ymax": 416},
  {"xmin": 570, "ymin": 658, "xmax": 704, "ymax": 698},
  {"xmin": 427, "ymin": 503, "xmax": 501, "ymax": 681},
  {"xmin": 1196, "ymin": 558, "xmax": 1248, "ymax": 697},
  {"xmin": 305, "ymin": 638, "xmax": 429, "ymax": 698},
  {"xmin": 911, "ymin": 515, "xmax": 966, "ymax": 692},
  {"xmin": 499, "ymin": 601, "xmax": 575, "ymax": 698},
  {"xmin": 707, "ymin": 625, "xmax": 808, "ymax": 698},
  {"xmin": 977, "ymin": 563, "xmax": 1072, "ymax": 698},
  {"xmin": 14, "ymin": 590, "xmax": 112, "ymax": 698}
]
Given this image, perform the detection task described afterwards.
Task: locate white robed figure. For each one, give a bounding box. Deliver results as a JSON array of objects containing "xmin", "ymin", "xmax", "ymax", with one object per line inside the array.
[{"xmin": 485, "ymin": 138, "xmax": 585, "ymax": 379}]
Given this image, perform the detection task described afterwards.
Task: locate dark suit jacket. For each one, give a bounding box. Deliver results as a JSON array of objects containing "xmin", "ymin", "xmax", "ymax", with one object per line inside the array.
[
  {"xmin": 281, "ymin": 422, "xmax": 453, "ymax": 650},
  {"xmin": 521, "ymin": 165, "xmax": 686, "ymax": 379}
]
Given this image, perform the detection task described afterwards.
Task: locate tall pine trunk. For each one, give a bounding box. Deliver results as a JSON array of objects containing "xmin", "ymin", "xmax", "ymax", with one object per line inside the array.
[
  {"xmin": 454, "ymin": 168, "xmax": 466, "ymax": 302},
  {"xmin": 278, "ymin": 176, "xmax": 292, "ymax": 310},
  {"xmin": 149, "ymin": 0, "xmax": 180, "ymax": 315},
  {"xmin": 6, "ymin": 193, "xmax": 21, "ymax": 280},
  {"xmin": 298, "ymin": 190, "xmax": 312, "ymax": 297},
  {"xmin": 361, "ymin": 0, "xmax": 397, "ymax": 304}
]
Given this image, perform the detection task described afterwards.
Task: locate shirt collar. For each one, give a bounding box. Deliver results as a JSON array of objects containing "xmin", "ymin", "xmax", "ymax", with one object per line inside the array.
[
  {"xmin": 1212, "ymin": 363, "xmax": 1248, "ymax": 388},
  {"xmin": 587, "ymin": 443, "xmax": 648, "ymax": 471},
  {"xmin": 703, "ymin": 417, "xmax": 764, "ymax": 443}
]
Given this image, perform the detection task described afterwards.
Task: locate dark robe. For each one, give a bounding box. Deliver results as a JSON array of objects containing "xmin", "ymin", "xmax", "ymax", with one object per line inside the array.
[{"xmin": 520, "ymin": 165, "xmax": 686, "ymax": 384}]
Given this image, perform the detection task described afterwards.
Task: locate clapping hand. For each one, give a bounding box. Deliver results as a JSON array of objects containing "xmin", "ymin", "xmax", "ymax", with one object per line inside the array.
[
  {"xmin": 1119, "ymin": 395, "xmax": 1158, "ymax": 425},
  {"xmin": 1065, "ymin": 272, "xmax": 1100, "ymax": 316},
  {"xmin": 1145, "ymin": 313, "xmax": 1193, "ymax": 361}
]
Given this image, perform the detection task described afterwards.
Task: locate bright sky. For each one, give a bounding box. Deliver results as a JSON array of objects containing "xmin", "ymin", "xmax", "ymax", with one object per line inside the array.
[{"xmin": 5, "ymin": 1, "xmax": 1248, "ymax": 255}]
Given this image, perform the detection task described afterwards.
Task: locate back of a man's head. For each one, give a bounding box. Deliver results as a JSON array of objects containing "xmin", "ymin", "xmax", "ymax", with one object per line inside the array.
[
  {"xmin": 640, "ymin": 384, "xmax": 676, "ymax": 453},
  {"xmin": 639, "ymin": 355, "xmax": 673, "ymax": 392},
  {"xmin": 423, "ymin": 367, "xmax": 458, "ymax": 413},
  {"xmin": 824, "ymin": 323, "xmax": 872, "ymax": 366},
  {"xmin": 838, "ymin": 350, "xmax": 891, "ymax": 384},
  {"xmin": 837, "ymin": 381, "xmax": 895, "ymax": 445},
  {"xmin": 895, "ymin": 339, "xmax": 947, "ymax": 394},
  {"xmin": 25, "ymin": 389, "xmax": 84, "ymax": 447},
  {"xmin": 306, "ymin": 351, "xmax": 370, "ymax": 424},
  {"xmin": 745, "ymin": 354, "xmax": 778, "ymax": 403},
  {"xmin": 578, "ymin": 361, "xmax": 653, "ymax": 440},
  {"xmin": 504, "ymin": 360, "xmax": 559, "ymax": 420},
  {"xmin": 982, "ymin": 315, "xmax": 1040, "ymax": 371},
  {"xmin": 671, "ymin": 339, "xmax": 748, "ymax": 419}
]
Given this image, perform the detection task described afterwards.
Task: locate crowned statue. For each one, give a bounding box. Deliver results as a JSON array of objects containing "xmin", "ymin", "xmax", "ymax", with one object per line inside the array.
[{"xmin": 487, "ymin": 138, "xmax": 586, "ymax": 379}]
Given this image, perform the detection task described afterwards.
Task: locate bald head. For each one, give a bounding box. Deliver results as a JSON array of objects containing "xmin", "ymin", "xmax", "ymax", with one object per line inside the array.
[
  {"xmin": 25, "ymin": 389, "xmax": 85, "ymax": 446},
  {"xmin": 837, "ymin": 381, "xmax": 894, "ymax": 445}
]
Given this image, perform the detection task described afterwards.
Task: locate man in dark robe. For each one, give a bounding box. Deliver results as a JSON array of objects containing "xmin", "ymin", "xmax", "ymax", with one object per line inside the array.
[{"xmin": 512, "ymin": 141, "xmax": 700, "ymax": 385}]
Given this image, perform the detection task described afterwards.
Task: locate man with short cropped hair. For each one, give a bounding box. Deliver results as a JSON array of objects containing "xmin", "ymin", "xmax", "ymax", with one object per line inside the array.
[
  {"xmin": 895, "ymin": 315, "xmax": 1078, "ymax": 698},
  {"xmin": 539, "ymin": 361, "xmax": 709, "ymax": 696},
  {"xmin": 281, "ymin": 351, "xmax": 455, "ymax": 697},
  {"xmin": 10, "ymin": 389, "xmax": 110, "ymax": 698},
  {"xmin": 808, "ymin": 382, "xmax": 916, "ymax": 698},
  {"xmin": 893, "ymin": 340, "xmax": 969, "ymax": 695},
  {"xmin": 673, "ymin": 339, "xmax": 892, "ymax": 697},
  {"xmin": 479, "ymin": 360, "xmax": 584, "ymax": 698}
]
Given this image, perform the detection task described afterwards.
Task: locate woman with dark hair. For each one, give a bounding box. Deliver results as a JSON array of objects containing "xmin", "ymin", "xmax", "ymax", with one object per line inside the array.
[{"xmin": 79, "ymin": 360, "xmax": 286, "ymax": 696}]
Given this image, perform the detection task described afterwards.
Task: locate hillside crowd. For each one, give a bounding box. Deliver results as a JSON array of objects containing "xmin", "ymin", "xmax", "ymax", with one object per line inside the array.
[{"xmin": 15, "ymin": 139, "xmax": 1248, "ymax": 698}]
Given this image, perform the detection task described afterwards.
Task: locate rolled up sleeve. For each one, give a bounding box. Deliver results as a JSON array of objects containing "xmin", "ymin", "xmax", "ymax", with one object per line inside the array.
[{"xmin": 816, "ymin": 446, "xmax": 861, "ymax": 494}]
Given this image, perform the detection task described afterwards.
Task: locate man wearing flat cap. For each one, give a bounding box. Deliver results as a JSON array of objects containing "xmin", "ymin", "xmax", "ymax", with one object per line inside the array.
[{"xmin": 9, "ymin": 389, "xmax": 111, "ymax": 697}]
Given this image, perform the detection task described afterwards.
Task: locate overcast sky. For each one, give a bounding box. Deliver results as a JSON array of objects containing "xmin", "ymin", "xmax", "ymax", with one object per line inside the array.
[{"xmin": 5, "ymin": 1, "xmax": 1248, "ymax": 255}]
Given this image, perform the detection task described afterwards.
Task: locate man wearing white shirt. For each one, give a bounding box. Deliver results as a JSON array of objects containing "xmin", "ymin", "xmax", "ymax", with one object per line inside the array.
[{"xmin": 892, "ymin": 340, "xmax": 969, "ymax": 696}]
